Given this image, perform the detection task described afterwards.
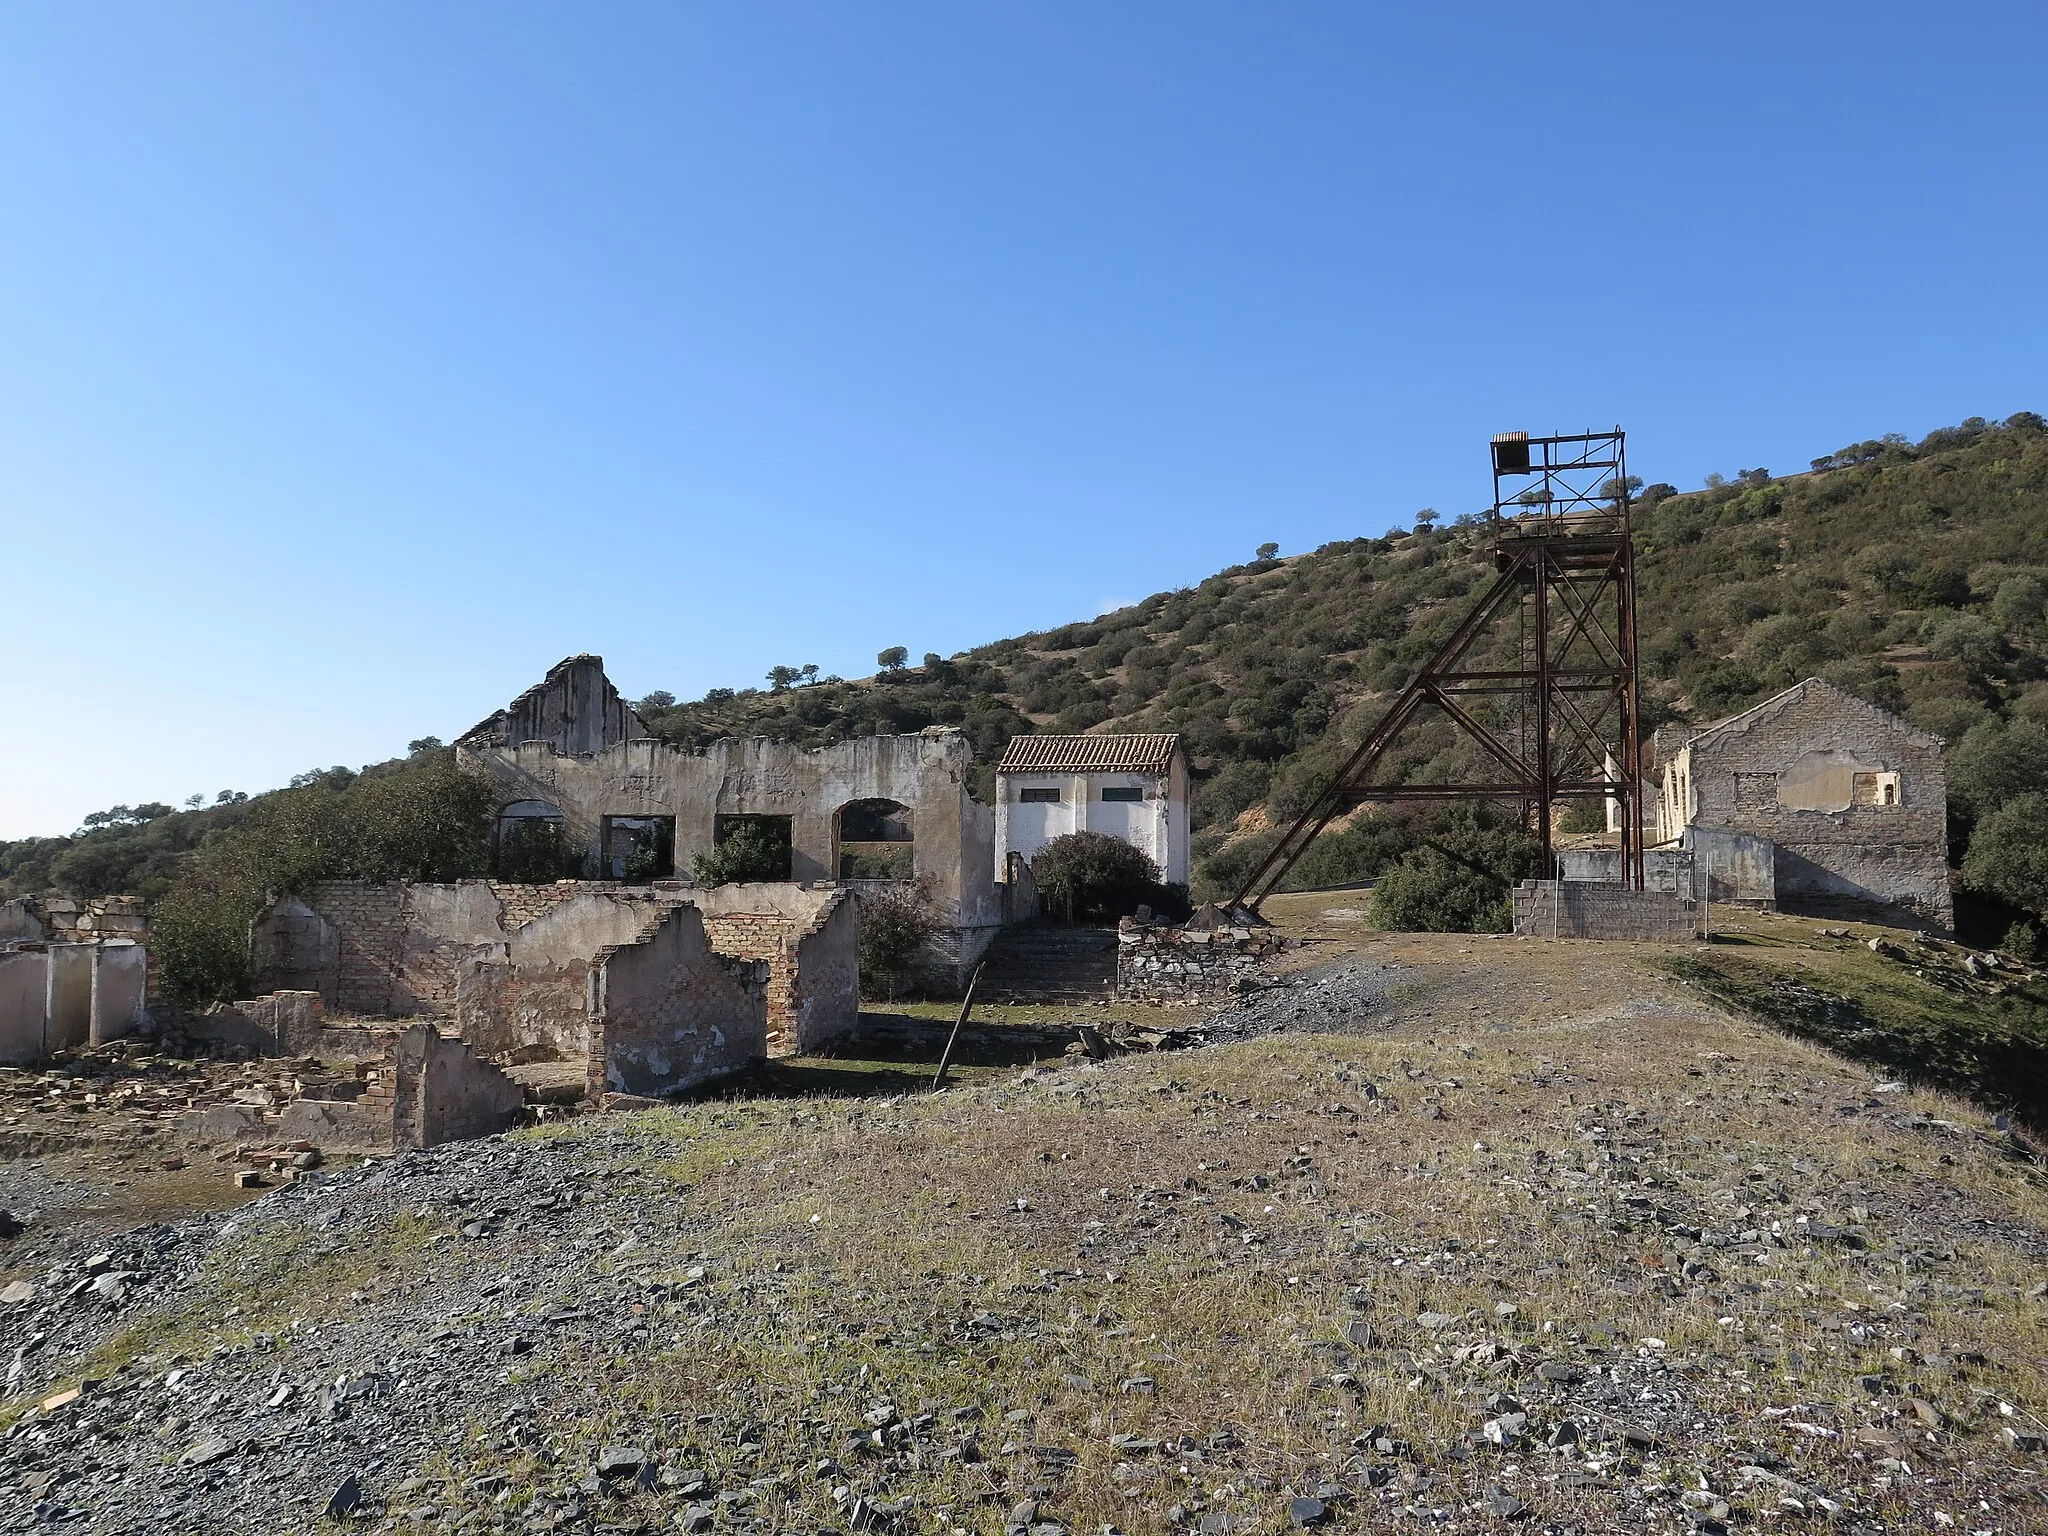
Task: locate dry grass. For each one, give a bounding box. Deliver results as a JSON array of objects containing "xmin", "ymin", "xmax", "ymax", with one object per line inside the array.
[{"xmin": 451, "ymin": 987, "xmax": 2048, "ymax": 1532}]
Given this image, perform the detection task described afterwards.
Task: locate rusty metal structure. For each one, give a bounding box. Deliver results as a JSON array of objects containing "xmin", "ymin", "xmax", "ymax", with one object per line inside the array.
[{"xmin": 1229, "ymin": 428, "xmax": 1644, "ymax": 911}]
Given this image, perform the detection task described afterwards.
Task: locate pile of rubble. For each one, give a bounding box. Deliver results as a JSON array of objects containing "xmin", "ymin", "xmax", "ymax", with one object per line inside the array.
[{"xmin": 1115, "ymin": 904, "xmax": 1303, "ymax": 1003}]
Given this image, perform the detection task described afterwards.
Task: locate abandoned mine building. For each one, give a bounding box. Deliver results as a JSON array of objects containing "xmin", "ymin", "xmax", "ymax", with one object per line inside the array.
[
  {"xmin": 1654, "ymin": 676, "xmax": 1952, "ymax": 930},
  {"xmin": 52, "ymin": 653, "xmax": 1193, "ymax": 1153},
  {"xmin": 994, "ymin": 732, "xmax": 1190, "ymax": 886}
]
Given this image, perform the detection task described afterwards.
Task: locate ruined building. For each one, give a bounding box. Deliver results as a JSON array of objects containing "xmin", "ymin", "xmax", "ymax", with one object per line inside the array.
[
  {"xmin": 1656, "ymin": 677, "xmax": 1951, "ymax": 929},
  {"xmin": 457, "ymin": 655, "xmax": 1002, "ymax": 975},
  {"xmin": 0, "ymin": 895, "xmax": 151, "ymax": 1064}
]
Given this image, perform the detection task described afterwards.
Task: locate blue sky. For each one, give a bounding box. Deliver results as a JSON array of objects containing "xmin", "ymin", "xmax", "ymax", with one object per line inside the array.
[{"xmin": 2, "ymin": 3, "xmax": 2043, "ymax": 838}]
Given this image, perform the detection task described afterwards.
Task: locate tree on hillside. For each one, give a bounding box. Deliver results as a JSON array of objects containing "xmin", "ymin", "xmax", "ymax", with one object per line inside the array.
[
  {"xmin": 1256, "ymin": 542, "xmax": 1280, "ymax": 560},
  {"xmin": 878, "ymin": 646, "xmax": 909, "ymax": 672}
]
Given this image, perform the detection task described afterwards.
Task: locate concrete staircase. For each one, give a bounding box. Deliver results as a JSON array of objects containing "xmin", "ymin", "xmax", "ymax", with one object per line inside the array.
[{"xmin": 974, "ymin": 924, "xmax": 1119, "ymax": 1004}]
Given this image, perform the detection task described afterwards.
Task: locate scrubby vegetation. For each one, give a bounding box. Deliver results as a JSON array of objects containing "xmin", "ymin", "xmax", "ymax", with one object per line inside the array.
[
  {"xmin": 149, "ymin": 751, "xmax": 494, "ymax": 1007},
  {"xmin": 623, "ymin": 412, "xmax": 2048, "ymax": 920},
  {"xmin": 1028, "ymin": 831, "xmax": 1186, "ymax": 925},
  {"xmin": 10, "ymin": 412, "xmax": 2048, "ymax": 951},
  {"xmin": 855, "ymin": 881, "xmax": 939, "ymax": 997}
]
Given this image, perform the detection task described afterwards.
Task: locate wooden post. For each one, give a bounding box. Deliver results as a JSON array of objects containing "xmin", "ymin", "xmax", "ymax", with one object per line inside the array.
[{"xmin": 931, "ymin": 962, "xmax": 986, "ymax": 1092}]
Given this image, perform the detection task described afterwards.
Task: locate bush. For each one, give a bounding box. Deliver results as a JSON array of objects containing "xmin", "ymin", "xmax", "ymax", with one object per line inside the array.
[
  {"xmin": 1031, "ymin": 832, "xmax": 1165, "ymax": 923},
  {"xmin": 693, "ymin": 819, "xmax": 789, "ymax": 885},
  {"xmin": 1366, "ymin": 811, "xmax": 1542, "ymax": 934},
  {"xmin": 1962, "ymin": 793, "xmax": 2048, "ymax": 920},
  {"xmin": 858, "ymin": 881, "xmax": 938, "ymax": 997}
]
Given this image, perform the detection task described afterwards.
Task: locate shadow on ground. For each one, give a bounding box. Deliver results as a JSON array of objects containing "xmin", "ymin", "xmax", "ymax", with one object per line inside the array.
[{"xmin": 694, "ymin": 1010, "xmax": 1071, "ymax": 1101}]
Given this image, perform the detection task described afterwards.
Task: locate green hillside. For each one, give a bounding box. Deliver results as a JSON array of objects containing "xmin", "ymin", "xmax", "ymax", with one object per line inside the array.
[
  {"xmin": 628, "ymin": 412, "xmax": 2048, "ymax": 893},
  {"xmin": 13, "ymin": 411, "xmax": 2048, "ymax": 937}
]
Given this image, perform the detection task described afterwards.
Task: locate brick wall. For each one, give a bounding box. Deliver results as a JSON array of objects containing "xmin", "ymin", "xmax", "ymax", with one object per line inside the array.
[
  {"xmin": 306, "ymin": 882, "xmax": 414, "ymax": 1014},
  {"xmin": 590, "ymin": 906, "xmax": 767, "ymax": 1098}
]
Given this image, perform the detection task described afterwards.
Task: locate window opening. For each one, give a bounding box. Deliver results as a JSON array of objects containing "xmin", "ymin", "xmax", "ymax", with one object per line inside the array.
[
  {"xmin": 837, "ymin": 798, "xmax": 914, "ymax": 879},
  {"xmin": 1019, "ymin": 786, "xmax": 1062, "ymax": 803},
  {"xmin": 495, "ymin": 800, "xmax": 569, "ymax": 882},
  {"xmin": 1101, "ymin": 786, "xmax": 1144, "ymax": 803},
  {"xmin": 709, "ymin": 814, "xmax": 793, "ymax": 882},
  {"xmin": 603, "ymin": 815, "xmax": 675, "ymax": 880}
]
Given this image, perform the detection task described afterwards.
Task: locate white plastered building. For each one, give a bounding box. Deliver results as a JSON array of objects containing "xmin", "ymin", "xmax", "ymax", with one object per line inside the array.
[{"xmin": 994, "ymin": 734, "xmax": 1190, "ymax": 887}]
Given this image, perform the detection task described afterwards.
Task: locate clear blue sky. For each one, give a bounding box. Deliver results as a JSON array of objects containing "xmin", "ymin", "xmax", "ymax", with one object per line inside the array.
[{"xmin": 3, "ymin": 3, "xmax": 2043, "ymax": 838}]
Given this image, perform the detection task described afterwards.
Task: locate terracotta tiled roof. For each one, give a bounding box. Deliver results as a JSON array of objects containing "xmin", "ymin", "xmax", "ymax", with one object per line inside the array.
[{"xmin": 997, "ymin": 733, "xmax": 1181, "ymax": 774}]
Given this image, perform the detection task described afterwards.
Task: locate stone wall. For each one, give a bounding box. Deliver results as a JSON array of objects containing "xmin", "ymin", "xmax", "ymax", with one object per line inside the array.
[
  {"xmin": 1661, "ymin": 678, "xmax": 1951, "ymax": 928},
  {"xmin": 1513, "ymin": 881, "xmax": 1697, "ymax": 941},
  {"xmin": 1115, "ymin": 925, "xmax": 1271, "ymax": 1001},
  {"xmin": 591, "ymin": 906, "xmax": 767, "ymax": 1098}
]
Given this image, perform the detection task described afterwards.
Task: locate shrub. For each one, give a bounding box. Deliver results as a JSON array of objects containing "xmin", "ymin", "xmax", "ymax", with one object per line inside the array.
[
  {"xmin": 1366, "ymin": 811, "xmax": 1542, "ymax": 934},
  {"xmin": 693, "ymin": 819, "xmax": 789, "ymax": 885},
  {"xmin": 1555, "ymin": 802, "xmax": 1607, "ymax": 835},
  {"xmin": 153, "ymin": 750, "xmax": 494, "ymax": 1007},
  {"xmin": 858, "ymin": 880, "xmax": 938, "ymax": 997},
  {"xmin": 1962, "ymin": 793, "xmax": 2048, "ymax": 920},
  {"xmin": 1032, "ymin": 832, "xmax": 1162, "ymax": 923}
]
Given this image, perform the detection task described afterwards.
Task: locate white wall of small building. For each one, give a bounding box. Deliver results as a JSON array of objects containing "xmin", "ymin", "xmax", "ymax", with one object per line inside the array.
[{"xmin": 995, "ymin": 761, "xmax": 1189, "ymax": 886}]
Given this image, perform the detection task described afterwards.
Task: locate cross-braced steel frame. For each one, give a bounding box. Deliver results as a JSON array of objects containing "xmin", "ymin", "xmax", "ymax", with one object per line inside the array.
[{"xmin": 1228, "ymin": 429, "xmax": 1645, "ymax": 911}]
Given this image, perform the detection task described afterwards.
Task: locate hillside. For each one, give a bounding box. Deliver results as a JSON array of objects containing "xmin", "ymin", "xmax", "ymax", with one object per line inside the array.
[
  {"xmin": 11, "ymin": 411, "xmax": 2048, "ymax": 923},
  {"xmin": 629, "ymin": 411, "xmax": 2048, "ymax": 899}
]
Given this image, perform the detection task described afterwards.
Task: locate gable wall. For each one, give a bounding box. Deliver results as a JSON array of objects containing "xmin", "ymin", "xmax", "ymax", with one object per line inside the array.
[{"xmin": 1682, "ymin": 684, "xmax": 1951, "ymax": 926}]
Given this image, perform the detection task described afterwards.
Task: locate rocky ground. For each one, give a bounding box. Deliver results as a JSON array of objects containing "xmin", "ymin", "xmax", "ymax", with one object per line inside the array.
[{"xmin": 0, "ymin": 918, "xmax": 2044, "ymax": 1534}]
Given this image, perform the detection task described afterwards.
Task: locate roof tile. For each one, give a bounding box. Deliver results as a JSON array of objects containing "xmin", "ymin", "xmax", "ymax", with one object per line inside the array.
[{"xmin": 997, "ymin": 734, "xmax": 1181, "ymax": 774}]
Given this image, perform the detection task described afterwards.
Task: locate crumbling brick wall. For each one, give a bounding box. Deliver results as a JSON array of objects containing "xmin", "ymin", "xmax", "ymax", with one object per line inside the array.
[
  {"xmin": 690, "ymin": 886, "xmax": 859, "ymax": 1055},
  {"xmin": 455, "ymin": 889, "xmax": 671, "ymax": 1059},
  {"xmin": 590, "ymin": 906, "xmax": 767, "ymax": 1099},
  {"xmin": 388, "ymin": 1024, "xmax": 525, "ymax": 1149}
]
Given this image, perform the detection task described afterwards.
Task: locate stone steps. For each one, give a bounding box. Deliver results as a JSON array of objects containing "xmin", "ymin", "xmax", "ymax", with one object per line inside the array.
[{"xmin": 974, "ymin": 924, "xmax": 1119, "ymax": 1003}]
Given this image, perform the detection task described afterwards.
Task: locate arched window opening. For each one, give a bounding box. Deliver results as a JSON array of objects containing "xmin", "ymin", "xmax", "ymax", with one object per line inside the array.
[{"xmin": 837, "ymin": 798, "xmax": 914, "ymax": 879}]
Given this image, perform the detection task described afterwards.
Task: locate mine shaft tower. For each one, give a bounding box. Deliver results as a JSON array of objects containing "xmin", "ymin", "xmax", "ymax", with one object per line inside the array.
[{"xmin": 1230, "ymin": 428, "xmax": 1646, "ymax": 911}]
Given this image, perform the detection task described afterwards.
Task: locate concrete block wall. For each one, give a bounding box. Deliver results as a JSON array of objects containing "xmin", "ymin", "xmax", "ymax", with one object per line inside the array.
[
  {"xmin": 1514, "ymin": 881, "xmax": 1697, "ymax": 941},
  {"xmin": 0, "ymin": 952, "xmax": 47, "ymax": 1065},
  {"xmin": 45, "ymin": 945, "xmax": 93, "ymax": 1051},
  {"xmin": 87, "ymin": 942, "xmax": 148, "ymax": 1045}
]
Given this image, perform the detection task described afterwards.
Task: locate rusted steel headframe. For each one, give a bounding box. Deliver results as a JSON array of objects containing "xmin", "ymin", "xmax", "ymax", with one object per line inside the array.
[{"xmin": 1229, "ymin": 429, "xmax": 1644, "ymax": 911}]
